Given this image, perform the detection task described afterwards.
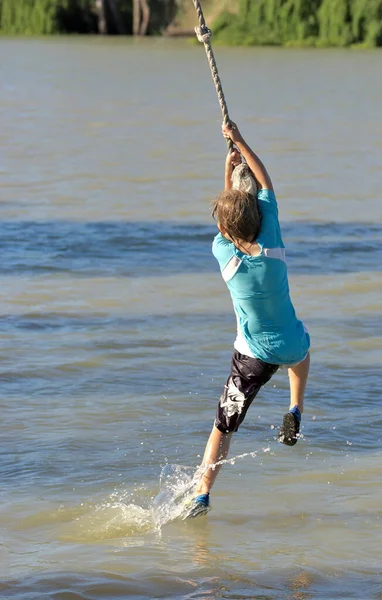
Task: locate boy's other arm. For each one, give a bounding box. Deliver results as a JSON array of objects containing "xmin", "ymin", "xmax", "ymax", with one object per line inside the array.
[{"xmin": 222, "ymin": 122, "xmax": 274, "ymax": 192}]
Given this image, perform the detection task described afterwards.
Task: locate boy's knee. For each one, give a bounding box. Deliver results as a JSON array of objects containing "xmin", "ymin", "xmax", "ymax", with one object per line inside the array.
[{"xmin": 214, "ymin": 417, "xmax": 238, "ymax": 435}]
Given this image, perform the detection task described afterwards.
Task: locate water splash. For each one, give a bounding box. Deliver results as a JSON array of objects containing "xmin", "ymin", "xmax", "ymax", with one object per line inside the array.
[
  {"xmin": 32, "ymin": 446, "xmax": 274, "ymax": 541},
  {"xmin": 59, "ymin": 491, "xmax": 155, "ymax": 541},
  {"xmin": 152, "ymin": 464, "xmax": 200, "ymax": 527},
  {"xmin": 152, "ymin": 446, "xmax": 272, "ymax": 527}
]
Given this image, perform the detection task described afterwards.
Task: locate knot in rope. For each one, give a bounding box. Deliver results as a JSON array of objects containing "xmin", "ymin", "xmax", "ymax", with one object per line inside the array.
[{"xmin": 194, "ymin": 25, "xmax": 212, "ymax": 44}]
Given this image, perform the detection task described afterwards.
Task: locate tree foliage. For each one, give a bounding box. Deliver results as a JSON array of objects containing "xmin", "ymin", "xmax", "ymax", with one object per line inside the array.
[
  {"xmin": 1, "ymin": 0, "xmax": 59, "ymax": 34},
  {"xmin": 0, "ymin": 0, "xmax": 381, "ymax": 45},
  {"xmin": 0, "ymin": 0, "xmax": 133, "ymax": 34},
  {"xmin": 214, "ymin": 0, "xmax": 382, "ymax": 46}
]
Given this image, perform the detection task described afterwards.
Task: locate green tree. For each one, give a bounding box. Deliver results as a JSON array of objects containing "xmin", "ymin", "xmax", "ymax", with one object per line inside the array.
[
  {"xmin": 214, "ymin": 0, "xmax": 320, "ymax": 45},
  {"xmin": 351, "ymin": 0, "xmax": 382, "ymax": 45},
  {"xmin": 1, "ymin": 0, "xmax": 59, "ymax": 34},
  {"xmin": 213, "ymin": 0, "xmax": 382, "ymax": 46},
  {"xmin": 317, "ymin": 0, "xmax": 353, "ymax": 45}
]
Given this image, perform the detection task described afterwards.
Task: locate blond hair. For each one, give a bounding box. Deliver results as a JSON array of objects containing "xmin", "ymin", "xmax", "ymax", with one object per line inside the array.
[{"xmin": 212, "ymin": 189, "xmax": 260, "ymax": 243}]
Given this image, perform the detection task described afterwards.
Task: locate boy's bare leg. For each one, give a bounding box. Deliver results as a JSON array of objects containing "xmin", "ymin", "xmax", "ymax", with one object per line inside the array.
[
  {"xmin": 288, "ymin": 352, "xmax": 310, "ymax": 413},
  {"xmin": 195, "ymin": 425, "xmax": 233, "ymax": 495},
  {"xmin": 279, "ymin": 352, "xmax": 310, "ymax": 445}
]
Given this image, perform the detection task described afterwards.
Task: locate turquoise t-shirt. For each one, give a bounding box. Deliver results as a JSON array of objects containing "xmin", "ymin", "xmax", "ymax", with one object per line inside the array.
[{"xmin": 212, "ymin": 188, "xmax": 310, "ymax": 365}]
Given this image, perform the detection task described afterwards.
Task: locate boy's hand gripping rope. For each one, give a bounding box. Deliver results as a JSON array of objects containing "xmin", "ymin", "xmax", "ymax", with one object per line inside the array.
[{"xmin": 192, "ymin": 0, "xmax": 234, "ymax": 154}]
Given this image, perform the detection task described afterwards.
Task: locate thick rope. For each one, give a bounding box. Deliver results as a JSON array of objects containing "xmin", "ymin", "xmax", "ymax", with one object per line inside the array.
[{"xmin": 192, "ymin": 0, "xmax": 233, "ymax": 153}]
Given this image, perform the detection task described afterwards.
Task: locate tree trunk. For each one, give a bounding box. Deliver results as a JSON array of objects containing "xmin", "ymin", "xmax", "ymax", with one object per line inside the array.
[
  {"xmin": 95, "ymin": 0, "xmax": 107, "ymax": 34},
  {"xmin": 133, "ymin": 0, "xmax": 141, "ymax": 35},
  {"xmin": 139, "ymin": 0, "xmax": 150, "ymax": 36}
]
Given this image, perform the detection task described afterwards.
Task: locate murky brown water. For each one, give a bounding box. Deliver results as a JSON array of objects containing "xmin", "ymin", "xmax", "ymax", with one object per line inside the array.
[{"xmin": 1, "ymin": 37, "xmax": 382, "ymax": 599}]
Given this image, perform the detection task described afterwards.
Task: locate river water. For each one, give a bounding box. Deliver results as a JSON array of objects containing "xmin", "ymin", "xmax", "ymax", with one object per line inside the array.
[{"xmin": 1, "ymin": 37, "xmax": 382, "ymax": 599}]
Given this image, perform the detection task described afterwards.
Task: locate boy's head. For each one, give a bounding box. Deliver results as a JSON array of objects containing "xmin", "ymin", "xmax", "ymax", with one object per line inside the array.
[
  {"xmin": 212, "ymin": 189, "xmax": 260, "ymax": 243},
  {"xmin": 212, "ymin": 163, "xmax": 260, "ymax": 243}
]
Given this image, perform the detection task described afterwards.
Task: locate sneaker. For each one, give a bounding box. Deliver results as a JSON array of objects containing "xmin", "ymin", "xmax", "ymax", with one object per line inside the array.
[
  {"xmin": 183, "ymin": 493, "xmax": 210, "ymax": 519},
  {"xmin": 278, "ymin": 411, "xmax": 300, "ymax": 446}
]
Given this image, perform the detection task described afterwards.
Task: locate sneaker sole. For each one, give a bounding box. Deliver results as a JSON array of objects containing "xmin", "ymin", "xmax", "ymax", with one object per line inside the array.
[
  {"xmin": 278, "ymin": 412, "xmax": 299, "ymax": 446},
  {"xmin": 182, "ymin": 502, "xmax": 210, "ymax": 519}
]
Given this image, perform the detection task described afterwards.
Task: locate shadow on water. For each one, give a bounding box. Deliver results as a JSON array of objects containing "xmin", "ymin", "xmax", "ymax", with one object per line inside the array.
[{"xmin": 1, "ymin": 220, "xmax": 381, "ymax": 277}]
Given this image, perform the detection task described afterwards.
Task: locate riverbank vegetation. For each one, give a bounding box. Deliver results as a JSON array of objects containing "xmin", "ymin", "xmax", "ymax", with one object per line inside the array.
[
  {"xmin": 0, "ymin": 0, "xmax": 381, "ymax": 46},
  {"xmin": 214, "ymin": 0, "xmax": 382, "ymax": 47}
]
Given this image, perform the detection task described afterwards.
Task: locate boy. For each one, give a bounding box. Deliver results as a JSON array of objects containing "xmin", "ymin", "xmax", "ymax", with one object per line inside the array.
[{"xmin": 189, "ymin": 121, "xmax": 310, "ymax": 517}]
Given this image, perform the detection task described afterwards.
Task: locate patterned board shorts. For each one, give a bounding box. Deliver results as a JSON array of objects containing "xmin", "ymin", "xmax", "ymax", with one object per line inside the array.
[{"xmin": 215, "ymin": 350, "xmax": 279, "ymax": 434}]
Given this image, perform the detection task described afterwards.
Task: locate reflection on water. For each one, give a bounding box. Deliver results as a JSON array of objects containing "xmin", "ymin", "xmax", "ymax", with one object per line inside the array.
[{"xmin": 1, "ymin": 37, "xmax": 382, "ymax": 599}]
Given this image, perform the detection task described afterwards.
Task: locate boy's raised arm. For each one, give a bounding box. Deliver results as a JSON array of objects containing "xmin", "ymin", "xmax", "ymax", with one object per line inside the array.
[
  {"xmin": 222, "ymin": 122, "xmax": 274, "ymax": 192},
  {"xmin": 224, "ymin": 148, "xmax": 242, "ymax": 190}
]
